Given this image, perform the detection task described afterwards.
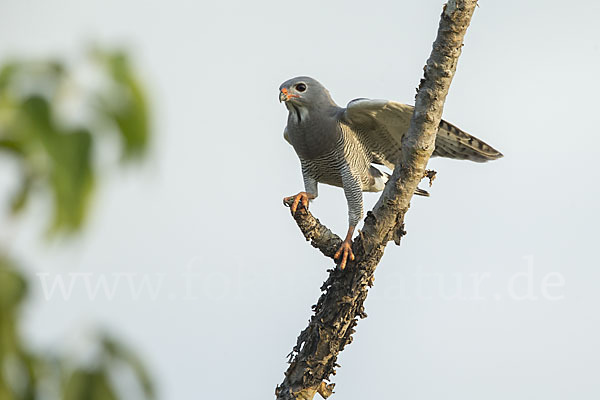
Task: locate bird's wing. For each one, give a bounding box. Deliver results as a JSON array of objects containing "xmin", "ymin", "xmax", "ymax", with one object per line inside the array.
[
  {"xmin": 342, "ymin": 98, "xmax": 413, "ymax": 167},
  {"xmin": 342, "ymin": 98, "xmax": 503, "ymax": 165}
]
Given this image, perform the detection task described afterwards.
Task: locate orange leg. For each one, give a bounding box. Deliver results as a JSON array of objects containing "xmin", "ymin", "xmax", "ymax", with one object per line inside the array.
[
  {"xmin": 283, "ymin": 191, "xmax": 315, "ymax": 215},
  {"xmin": 334, "ymin": 225, "xmax": 356, "ymax": 270}
]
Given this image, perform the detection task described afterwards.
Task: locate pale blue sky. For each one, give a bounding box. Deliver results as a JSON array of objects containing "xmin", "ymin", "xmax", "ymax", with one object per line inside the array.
[{"xmin": 1, "ymin": 1, "xmax": 599, "ymax": 399}]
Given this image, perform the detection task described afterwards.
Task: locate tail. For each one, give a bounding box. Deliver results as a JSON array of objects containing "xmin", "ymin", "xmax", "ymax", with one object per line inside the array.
[{"xmin": 433, "ymin": 120, "xmax": 503, "ymax": 162}]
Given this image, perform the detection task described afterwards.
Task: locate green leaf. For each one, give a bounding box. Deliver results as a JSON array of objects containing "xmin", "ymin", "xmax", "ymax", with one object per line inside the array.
[
  {"xmin": 46, "ymin": 128, "xmax": 95, "ymax": 233},
  {"xmin": 10, "ymin": 175, "xmax": 32, "ymax": 215},
  {"xmin": 15, "ymin": 95, "xmax": 96, "ymax": 233},
  {"xmin": 0, "ymin": 381, "xmax": 16, "ymax": 400},
  {"xmin": 0, "ymin": 255, "xmax": 27, "ymax": 310},
  {"xmin": 102, "ymin": 335, "xmax": 156, "ymax": 399},
  {"xmin": 0, "ymin": 62, "xmax": 18, "ymax": 92},
  {"xmin": 64, "ymin": 369, "xmax": 117, "ymax": 400},
  {"xmin": 14, "ymin": 348, "xmax": 38, "ymax": 400},
  {"xmin": 1, "ymin": 49, "xmax": 151, "ymax": 236},
  {"xmin": 0, "ymin": 140, "xmax": 24, "ymax": 156},
  {"xmin": 97, "ymin": 50, "xmax": 150, "ymax": 159},
  {"xmin": 21, "ymin": 95, "xmax": 53, "ymax": 133},
  {"xmin": 0, "ymin": 255, "xmax": 27, "ymax": 366}
]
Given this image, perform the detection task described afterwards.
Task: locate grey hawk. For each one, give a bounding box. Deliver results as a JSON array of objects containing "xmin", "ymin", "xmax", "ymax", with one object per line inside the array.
[{"xmin": 280, "ymin": 76, "xmax": 502, "ymax": 269}]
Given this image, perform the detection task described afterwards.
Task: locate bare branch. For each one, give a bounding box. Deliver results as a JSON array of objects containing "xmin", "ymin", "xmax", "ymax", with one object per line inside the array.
[
  {"xmin": 283, "ymin": 199, "xmax": 343, "ymax": 260},
  {"xmin": 362, "ymin": 0, "xmax": 479, "ymax": 247},
  {"xmin": 277, "ymin": 1, "xmax": 479, "ymax": 398}
]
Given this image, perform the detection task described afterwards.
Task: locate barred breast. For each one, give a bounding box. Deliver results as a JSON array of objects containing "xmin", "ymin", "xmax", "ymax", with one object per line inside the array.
[{"xmin": 300, "ymin": 124, "xmax": 381, "ymax": 191}]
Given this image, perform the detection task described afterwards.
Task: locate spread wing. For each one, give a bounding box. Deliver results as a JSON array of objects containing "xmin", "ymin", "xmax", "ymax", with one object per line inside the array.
[
  {"xmin": 342, "ymin": 99, "xmax": 410, "ymax": 168},
  {"xmin": 342, "ymin": 98, "xmax": 503, "ymax": 166}
]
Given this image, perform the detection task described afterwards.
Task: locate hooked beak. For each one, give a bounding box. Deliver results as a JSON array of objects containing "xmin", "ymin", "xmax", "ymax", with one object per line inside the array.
[{"xmin": 279, "ymin": 87, "xmax": 299, "ymax": 103}]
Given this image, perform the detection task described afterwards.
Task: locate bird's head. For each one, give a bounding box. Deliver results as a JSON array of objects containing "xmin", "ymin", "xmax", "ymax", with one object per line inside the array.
[{"xmin": 278, "ymin": 77, "xmax": 336, "ymax": 111}]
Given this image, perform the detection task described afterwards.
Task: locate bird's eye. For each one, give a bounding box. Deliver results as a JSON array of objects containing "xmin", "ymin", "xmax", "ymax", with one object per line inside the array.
[{"xmin": 295, "ymin": 83, "xmax": 307, "ymax": 92}]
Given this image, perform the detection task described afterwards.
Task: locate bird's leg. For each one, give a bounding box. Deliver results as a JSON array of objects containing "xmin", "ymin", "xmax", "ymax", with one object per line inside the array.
[
  {"xmin": 283, "ymin": 192, "xmax": 315, "ymax": 215},
  {"xmin": 334, "ymin": 225, "xmax": 356, "ymax": 270}
]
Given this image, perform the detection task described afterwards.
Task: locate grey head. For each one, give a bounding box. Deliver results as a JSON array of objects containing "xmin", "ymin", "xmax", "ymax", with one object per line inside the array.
[
  {"xmin": 279, "ymin": 76, "xmax": 339, "ymax": 118},
  {"xmin": 279, "ymin": 77, "xmax": 343, "ymax": 159}
]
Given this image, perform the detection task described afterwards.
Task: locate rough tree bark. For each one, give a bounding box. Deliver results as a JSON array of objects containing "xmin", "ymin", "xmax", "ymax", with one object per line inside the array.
[{"xmin": 275, "ymin": 1, "xmax": 479, "ymax": 399}]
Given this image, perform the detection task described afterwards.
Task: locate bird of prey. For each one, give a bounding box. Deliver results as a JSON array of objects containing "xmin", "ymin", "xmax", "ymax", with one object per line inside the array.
[{"xmin": 280, "ymin": 76, "xmax": 502, "ymax": 269}]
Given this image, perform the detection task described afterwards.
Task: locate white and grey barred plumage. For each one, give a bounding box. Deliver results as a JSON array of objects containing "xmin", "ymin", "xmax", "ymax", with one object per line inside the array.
[{"xmin": 280, "ymin": 76, "xmax": 503, "ymax": 229}]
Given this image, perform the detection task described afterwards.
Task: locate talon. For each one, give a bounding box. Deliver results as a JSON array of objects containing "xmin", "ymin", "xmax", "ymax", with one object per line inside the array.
[
  {"xmin": 291, "ymin": 194, "xmax": 302, "ymax": 214},
  {"xmin": 283, "ymin": 192, "xmax": 314, "ymax": 215},
  {"xmin": 334, "ymin": 240, "xmax": 355, "ymax": 270}
]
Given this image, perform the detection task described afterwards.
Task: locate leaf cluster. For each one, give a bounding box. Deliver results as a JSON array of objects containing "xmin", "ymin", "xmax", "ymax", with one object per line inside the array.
[{"xmin": 0, "ymin": 49, "xmax": 149, "ymax": 234}]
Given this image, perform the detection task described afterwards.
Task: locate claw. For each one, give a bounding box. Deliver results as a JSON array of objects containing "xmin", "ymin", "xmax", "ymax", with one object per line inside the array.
[
  {"xmin": 283, "ymin": 192, "xmax": 314, "ymax": 215},
  {"xmin": 291, "ymin": 194, "xmax": 302, "ymax": 214},
  {"xmin": 334, "ymin": 240, "xmax": 355, "ymax": 270}
]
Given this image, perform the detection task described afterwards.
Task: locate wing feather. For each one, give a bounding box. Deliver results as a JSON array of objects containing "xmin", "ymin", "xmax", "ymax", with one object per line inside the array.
[
  {"xmin": 342, "ymin": 99, "xmax": 413, "ymax": 168},
  {"xmin": 342, "ymin": 98, "xmax": 502, "ymax": 165}
]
